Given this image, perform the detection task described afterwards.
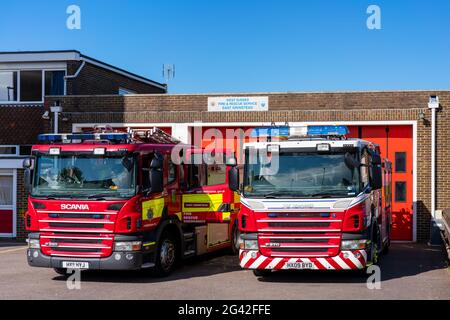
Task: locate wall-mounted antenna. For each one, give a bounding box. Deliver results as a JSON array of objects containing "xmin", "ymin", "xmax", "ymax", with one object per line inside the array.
[{"xmin": 162, "ymin": 64, "xmax": 175, "ymax": 84}]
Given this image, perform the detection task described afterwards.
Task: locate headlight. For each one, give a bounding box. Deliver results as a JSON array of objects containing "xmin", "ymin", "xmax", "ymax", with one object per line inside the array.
[
  {"xmin": 340, "ymin": 240, "xmax": 367, "ymax": 250},
  {"xmin": 244, "ymin": 239, "xmax": 258, "ymax": 250},
  {"xmin": 28, "ymin": 239, "xmax": 40, "ymax": 249},
  {"xmin": 114, "ymin": 241, "xmax": 142, "ymax": 252}
]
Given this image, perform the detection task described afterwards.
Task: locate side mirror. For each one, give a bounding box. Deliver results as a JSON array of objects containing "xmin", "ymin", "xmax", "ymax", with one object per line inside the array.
[
  {"xmin": 23, "ymin": 158, "xmax": 33, "ymax": 169},
  {"xmin": 228, "ymin": 167, "xmax": 239, "ymax": 191},
  {"xmin": 370, "ymin": 165, "xmax": 383, "ymax": 190},
  {"xmin": 23, "ymin": 158, "xmax": 34, "ymax": 193},
  {"xmin": 371, "ymin": 153, "xmax": 382, "ymax": 166},
  {"xmin": 149, "ymin": 153, "xmax": 164, "ymax": 193}
]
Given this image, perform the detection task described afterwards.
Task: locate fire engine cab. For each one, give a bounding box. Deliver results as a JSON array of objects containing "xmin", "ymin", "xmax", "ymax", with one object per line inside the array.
[
  {"xmin": 228, "ymin": 125, "xmax": 392, "ymax": 276},
  {"xmin": 24, "ymin": 128, "xmax": 240, "ymax": 276}
]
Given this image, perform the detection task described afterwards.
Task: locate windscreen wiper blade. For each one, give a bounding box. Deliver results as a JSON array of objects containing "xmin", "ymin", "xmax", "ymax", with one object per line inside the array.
[
  {"xmin": 87, "ymin": 193, "xmax": 114, "ymax": 200},
  {"xmin": 310, "ymin": 190, "xmax": 347, "ymax": 198}
]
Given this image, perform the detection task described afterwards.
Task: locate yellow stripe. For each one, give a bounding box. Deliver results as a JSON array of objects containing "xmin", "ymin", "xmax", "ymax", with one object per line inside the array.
[{"xmin": 182, "ymin": 193, "xmax": 223, "ymax": 212}]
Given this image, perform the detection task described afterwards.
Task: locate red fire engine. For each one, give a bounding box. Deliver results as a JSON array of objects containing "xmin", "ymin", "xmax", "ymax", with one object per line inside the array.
[
  {"xmin": 24, "ymin": 128, "xmax": 240, "ymax": 276},
  {"xmin": 228, "ymin": 125, "xmax": 392, "ymax": 276}
]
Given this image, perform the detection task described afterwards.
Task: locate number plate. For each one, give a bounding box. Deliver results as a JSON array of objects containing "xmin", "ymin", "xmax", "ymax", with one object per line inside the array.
[
  {"xmin": 62, "ymin": 261, "xmax": 89, "ymax": 269},
  {"xmin": 285, "ymin": 262, "xmax": 314, "ymax": 270}
]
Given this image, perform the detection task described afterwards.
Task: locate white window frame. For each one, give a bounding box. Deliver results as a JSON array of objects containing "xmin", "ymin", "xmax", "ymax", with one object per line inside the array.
[
  {"xmin": 0, "ymin": 169, "xmax": 17, "ymax": 238},
  {"xmin": 0, "ymin": 68, "xmax": 67, "ymax": 105},
  {"xmin": 0, "ymin": 70, "xmax": 19, "ymax": 103},
  {"xmin": 0, "ymin": 145, "xmax": 19, "ymax": 157}
]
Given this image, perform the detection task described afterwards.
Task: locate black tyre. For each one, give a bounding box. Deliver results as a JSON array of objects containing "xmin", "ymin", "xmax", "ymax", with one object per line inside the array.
[
  {"xmin": 229, "ymin": 222, "xmax": 240, "ymax": 255},
  {"xmin": 367, "ymin": 224, "xmax": 381, "ymax": 265},
  {"xmin": 253, "ymin": 269, "xmax": 272, "ymax": 277},
  {"xmin": 153, "ymin": 231, "xmax": 178, "ymax": 277}
]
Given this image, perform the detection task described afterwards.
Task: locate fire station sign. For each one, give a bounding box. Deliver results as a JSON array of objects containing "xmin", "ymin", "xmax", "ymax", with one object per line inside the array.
[{"xmin": 207, "ymin": 96, "xmax": 269, "ymax": 112}]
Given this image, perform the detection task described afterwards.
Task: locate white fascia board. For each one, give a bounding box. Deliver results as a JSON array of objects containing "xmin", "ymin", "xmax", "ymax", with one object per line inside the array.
[
  {"xmin": 0, "ymin": 51, "xmax": 80, "ymax": 63},
  {"xmin": 0, "ymin": 61, "xmax": 67, "ymax": 70},
  {"xmin": 0, "ymin": 159, "xmax": 26, "ymax": 169}
]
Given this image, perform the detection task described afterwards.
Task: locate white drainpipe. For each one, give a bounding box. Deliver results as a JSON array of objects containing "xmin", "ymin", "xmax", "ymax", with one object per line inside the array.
[
  {"xmin": 50, "ymin": 103, "xmax": 63, "ymax": 134},
  {"xmin": 428, "ymin": 96, "xmax": 440, "ymax": 243}
]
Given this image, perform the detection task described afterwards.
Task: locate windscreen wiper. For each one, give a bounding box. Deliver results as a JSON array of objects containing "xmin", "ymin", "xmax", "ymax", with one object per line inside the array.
[
  {"xmin": 310, "ymin": 190, "xmax": 347, "ymax": 198},
  {"xmin": 43, "ymin": 194, "xmax": 75, "ymax": 200},
  {"xmin": 87, "ymin": 193, "xmax": 114, "ymax": 200},
  {"xmin": 263, "ymin": 191, "xmax": 296, "ymax": 199}
]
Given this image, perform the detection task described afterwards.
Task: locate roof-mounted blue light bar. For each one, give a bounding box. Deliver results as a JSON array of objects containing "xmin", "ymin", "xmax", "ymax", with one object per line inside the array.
[
  {"xmin": 37, "ymin": 133, "xmax": 130, "ymax": 143},
  {"xmin": 250, "ymin": 125, "xmax": 349, "ymax": 139},
  {"xmin": 306, "ymin": 125, "xmax": 349, "ymax": 136}
]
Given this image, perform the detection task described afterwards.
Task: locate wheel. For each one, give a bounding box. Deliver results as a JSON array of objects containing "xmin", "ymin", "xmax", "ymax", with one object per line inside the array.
[
  {"xmin": 253, "ymin": 269, "xmax": 272, "ymax": 277},
  {"xmin": 153, "ymin": 231, "xmax": 178, "ymax": 277},
  {"xmin": 229, "ymin": 222, "xmax": 240, "ymax": 255},
  {"xmin": 53, "ymin": 268, "xmax": 67, "ymax": 276},
  {"xmin": 367, "ymin": 224, "xmax": 381, "ymax": 265}
]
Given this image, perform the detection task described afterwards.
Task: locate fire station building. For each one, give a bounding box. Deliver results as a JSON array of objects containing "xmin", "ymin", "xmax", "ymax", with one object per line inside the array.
[
  {"xmin": 0, "ymin": 51, "xmax": 448, "ymax": 243},
  {"xmin": 40, "ymin": 91, "xmax": 449, "ymax": 244}
]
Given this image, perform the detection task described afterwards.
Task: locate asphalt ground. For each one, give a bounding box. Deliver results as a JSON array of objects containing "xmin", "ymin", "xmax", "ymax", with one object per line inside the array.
[{"xmin": 0, "ymin": 242, "xmax": 448, "ymax": 300}]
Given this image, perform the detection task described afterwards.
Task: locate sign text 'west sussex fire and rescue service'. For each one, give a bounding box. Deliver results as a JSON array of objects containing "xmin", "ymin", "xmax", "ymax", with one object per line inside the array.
[{"xmin": 208, "ymin": 96, "xmax": 269, "ymax": 112}]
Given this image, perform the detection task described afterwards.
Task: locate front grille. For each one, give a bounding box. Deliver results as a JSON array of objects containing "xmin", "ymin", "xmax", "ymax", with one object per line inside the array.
[
  {"xmin": 49, "ymin": 222, "xmax": 105, "ymax": 229},
  {"xmin": 51, "ymin": 247, "xmax": 102, "ymax": 253},
  {"xmin": 268, "ymin": 212, "xmax": 330, "ymax": 218},
  {"xmin": 48, "ymin": 213, "xmax": 106, "ymax": 219},
  {"xmin": 270, "ymin": 247, "xmax": 329, "ymax": 253},
  {"xmin": 269, "ymin": 238, "xmax": 328, "ymax": 244},
  {"xmin": 259, "ymin": 233, "xmax": 341, "ymax": 257},
  {"xmin": 268, "ymin": 222, "xmax": 330, "ymax": 228},
  {"xmin": 40, "ymin": 234, "xmax": 114, "ymax": 258},
  {"xmin": 53, "ymin": 238, "xmax": 103, "ymax": 244}
]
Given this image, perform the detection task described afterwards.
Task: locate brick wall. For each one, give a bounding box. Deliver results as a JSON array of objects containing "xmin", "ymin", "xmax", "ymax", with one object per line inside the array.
[
  {"xmin": 66, "ymin": 61, "xmax": 166, "ymax": 95},
  {"xmin": 46, "ymin": 90, "xmax": 450, "ymax": 242},
  {"xmin": 16, "ymin": 169, "xmax": 27, "ymax": 240}
]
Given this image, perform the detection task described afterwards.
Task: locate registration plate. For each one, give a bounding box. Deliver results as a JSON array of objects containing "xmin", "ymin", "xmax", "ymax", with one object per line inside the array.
[
  {"xmin": 285, "ymin": 262, "xmax": 314, "ymax": 270},
  {"xmin": 62, "ymin": 261, "xmax": 89, "ymax": 269}
]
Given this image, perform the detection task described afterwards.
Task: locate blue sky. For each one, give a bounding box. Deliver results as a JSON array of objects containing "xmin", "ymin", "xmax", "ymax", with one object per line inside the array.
[{"xmin": 1, "ymin": 0, "xmax": 449, "ymax": 93}]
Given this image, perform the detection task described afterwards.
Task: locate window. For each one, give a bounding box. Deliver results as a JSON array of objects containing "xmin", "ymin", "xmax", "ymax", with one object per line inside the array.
[
  {"xmin": 0, "ymin": 175, "xmax": 13, "ymax": 205},
  {"xmin": 45, "ymin": 71, "xmax": 65, "ymax": 96},
  {"xmin": 360, "ymin": 149, "xmax": 370, "ymax": 190},
  {"xmin": 119, "ymin": 87, "xmax": 136, "ymax": 95},
  {"xmin": 395, "ymin": 181, "xmax": 407, "ymax": 202},
  {"xmin": 206, "ymin": 164, "xmax": 227, "ymax": 186},
  {"xmin": 395, "ymin": 152, "xmax": 407, "ymax": 173},
  {"xmin": 0, "ymin": 146, "xmax": 18, "ymax": 156},
  {"xmin": 20, "ymin": 70, "xmax": 42, "ymax": 102},
  {"xmin": 0, "ymin": 71, "xmax": 18, "ymax": 102},
  {"xmin": 168, "ymin": 160, "xmax": 176, "ymax": 184},
  {"xmin": 0, "ymin": 69, "xmax": 66, "ymax": 104}
]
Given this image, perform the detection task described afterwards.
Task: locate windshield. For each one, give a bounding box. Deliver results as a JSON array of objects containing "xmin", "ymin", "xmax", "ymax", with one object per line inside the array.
[
  {"xmin": 243, "ymin": 151, "xmax": 360, "ymax": 198},
  {"xmin": 31, "ymin": 154, "xmax": 136, "ymax": 199}
]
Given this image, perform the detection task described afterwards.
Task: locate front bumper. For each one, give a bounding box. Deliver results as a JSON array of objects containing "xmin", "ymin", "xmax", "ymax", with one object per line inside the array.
[
  {"xmin": 27, "ymin": 248, "xmax": 149, "ymax": 270},
  {"xmin": 239, "ymin": 249, "xmax": 367, "ymax": 270}
]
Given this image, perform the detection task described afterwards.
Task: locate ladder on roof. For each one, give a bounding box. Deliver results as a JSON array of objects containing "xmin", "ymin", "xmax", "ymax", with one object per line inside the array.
[
  {"xmin": 37, "ymin": 127, "xmax": 180, "ymax": 145},
  {"xmin": 129, "ymin": 127, "xmax": 180, "ymax": 144}
]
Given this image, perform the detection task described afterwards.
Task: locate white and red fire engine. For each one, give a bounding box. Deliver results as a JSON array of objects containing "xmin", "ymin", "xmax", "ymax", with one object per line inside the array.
[{"xmin": 228, "ymin": 125, "xmax": 392, "ymax": 276}]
